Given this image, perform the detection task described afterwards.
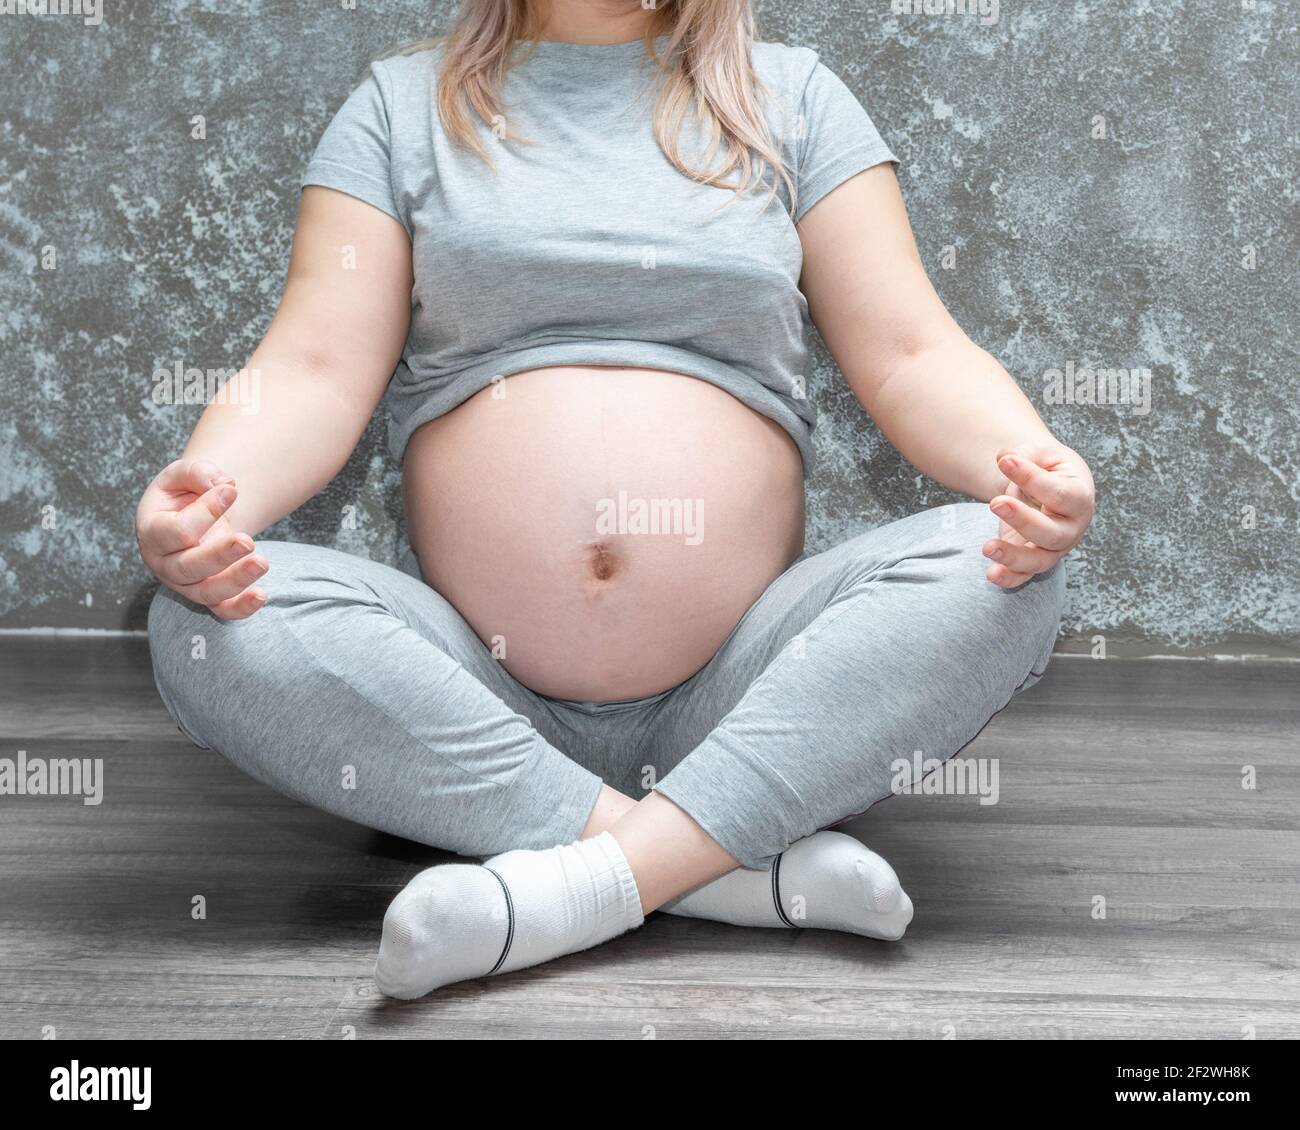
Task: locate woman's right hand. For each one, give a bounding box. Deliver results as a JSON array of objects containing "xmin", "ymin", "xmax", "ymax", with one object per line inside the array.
[{"xmin": 136, "ymin": 458, "xmax": 269, "ymax": 620}]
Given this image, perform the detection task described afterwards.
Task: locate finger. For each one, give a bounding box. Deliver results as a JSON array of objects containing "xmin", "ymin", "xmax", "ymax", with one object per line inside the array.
[
  {"xmin": 983, "ymin": 538, "xmax": 1061, "ymax": 576},
  {"xmin": 180, "ymin": 552, "xmax": 268, "ymax": 607},
  {"xmin": 157, "ymin": 531, "xmax": 256, "ymax": 587},
  {"xmin": 995, "ymin": 483, "xmax": 1031, "ymax": 545},
  {"xmin": 996, "ymin": 452, "xmax": 1091, "ymax": 518},
  {"xmin": 142, "ymin": 482, "xmax": 237, "ymax": 555},
  {"xmin": 209, "ymin": 586, "xmax": 268, "ymax": 622},
  {"xmin": 989, "ymin": 495, "xmax": 1074, "ymax": 551},
  {"xmin": 986, "ymin": 562, "xmax": 1033, "ymax": 589},
  {"xmin": 155, "ymin": 457, "xmax": 234, "ymax": 496}
]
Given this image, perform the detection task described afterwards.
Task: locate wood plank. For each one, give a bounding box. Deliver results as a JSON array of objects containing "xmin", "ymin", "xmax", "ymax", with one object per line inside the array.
[{"xmin": 0, "ymin": 637, "xmax": 1296, "ymax": 1039}]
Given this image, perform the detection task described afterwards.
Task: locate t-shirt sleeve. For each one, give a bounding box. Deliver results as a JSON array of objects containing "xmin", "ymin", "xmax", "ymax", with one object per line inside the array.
[
  {"xmin": 301, "ymin": 61, "xmax": 408, "ymax": 233},
  {"xmin": 792, "ymin": 56, "xmax": 898, "ymax": 224}
]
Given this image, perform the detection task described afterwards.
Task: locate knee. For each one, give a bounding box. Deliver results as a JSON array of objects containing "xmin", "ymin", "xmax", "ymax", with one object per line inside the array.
[
  {"xmin": 147, "ymin": 583, "xmax": 206, "ymax": 688},
  {"xmin": 996, "ymin": 558, "xmax": 1066, "ymax": 668},
  {"xmin": 147, "ymin": 584, "xmax": 222, "ymax": 746},
  {"xmin": 973, "ymin": 543, "xmax": 1066, "ymax": 675},
  {"xmin": 146, "ymin": 540, "xmax": 314, "ymax": 631},
  {"xmin": 246, "ymin": 539, "xmax": 391, "ymax": 613},
  {"xmin": 911, "ymin": 502, "xmax": 1066, "ymax": 663},
  {"xmin": 146, "ymin": 563, "xmax": 282, "ymax": 716},
  {"xmin": 923, "ymin": 501, "xmax": 1000, "ymax": 553},
  {"xmin": 149, "ymin": 541, "xmax": 350, "ymax": 651},
  {"xmin": 240, "ymin": 539, "xmax": 325, "ymax": 595},
  {"xmin": 833, "ymin": 504, "xmax": 1065, "ymax": 676}
]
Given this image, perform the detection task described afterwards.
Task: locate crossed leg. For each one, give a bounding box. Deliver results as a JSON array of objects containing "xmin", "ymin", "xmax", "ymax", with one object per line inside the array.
[
  {"xmin": 149, "ymin": 505, "xmax": 1062, "ymax": 996},
  {"xmin": 372, "ymin": 503, "xmax": 1065, "ymax": 994}
]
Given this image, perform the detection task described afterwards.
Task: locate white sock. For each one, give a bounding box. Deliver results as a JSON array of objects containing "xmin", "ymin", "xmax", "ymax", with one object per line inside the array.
[
  {"xmin": 374, "ymin": 831, "xmax": 644, "ymax": 999},
  {"xmin": 663, "ymin": 830, "xmax": 914, "ymax": 940}
]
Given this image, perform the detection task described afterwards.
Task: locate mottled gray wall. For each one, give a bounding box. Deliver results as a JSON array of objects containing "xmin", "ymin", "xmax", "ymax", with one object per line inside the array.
[{"xmin": 1, "ymin": 1, "xmax": 1296, "ymax": 653}]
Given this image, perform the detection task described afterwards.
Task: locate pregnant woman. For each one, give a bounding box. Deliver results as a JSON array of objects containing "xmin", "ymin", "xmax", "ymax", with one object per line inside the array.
[{"xmin": 139, "ymin": 0, "xmax": 1094, "ymax": 999}]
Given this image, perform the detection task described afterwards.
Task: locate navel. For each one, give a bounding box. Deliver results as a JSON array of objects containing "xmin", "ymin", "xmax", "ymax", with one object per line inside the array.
[{"xmin": 588, "ymin": 542, "xmax": 619, "ymax": 581}]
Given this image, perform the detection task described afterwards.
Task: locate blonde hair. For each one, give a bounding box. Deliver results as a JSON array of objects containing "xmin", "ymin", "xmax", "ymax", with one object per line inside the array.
[{"xmin": 399, "ymin": 0, "xmax": 796, "ymax": 212}]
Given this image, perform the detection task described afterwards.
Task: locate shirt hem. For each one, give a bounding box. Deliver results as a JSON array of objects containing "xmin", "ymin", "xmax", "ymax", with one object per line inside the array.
[{"xmin": 386, "ymin": 341, "xmax": 817, "ymax": 475}]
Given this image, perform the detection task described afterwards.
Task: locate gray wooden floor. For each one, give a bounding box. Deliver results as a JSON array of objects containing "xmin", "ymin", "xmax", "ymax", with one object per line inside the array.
[{"xmin": 1, "ymin": 635, "xmax": 1296, "ymax": 1040}]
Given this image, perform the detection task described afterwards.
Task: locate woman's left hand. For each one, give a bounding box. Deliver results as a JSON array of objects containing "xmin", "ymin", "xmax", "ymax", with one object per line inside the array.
[{"xmin": 982, "ymin": 445, "xmax": 1095, "ymax": 589}]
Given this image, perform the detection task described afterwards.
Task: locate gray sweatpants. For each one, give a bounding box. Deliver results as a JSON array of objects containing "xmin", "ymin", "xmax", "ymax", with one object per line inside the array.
[{"xmin": 148, "ymin": 503, "xmax": 1064, "ymax": 869}]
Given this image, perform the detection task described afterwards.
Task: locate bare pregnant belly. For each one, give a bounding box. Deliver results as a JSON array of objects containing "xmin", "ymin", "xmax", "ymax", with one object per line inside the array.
[{"xmin": 403, "ymin": 367, "xmax": 805, "ymax": 702}]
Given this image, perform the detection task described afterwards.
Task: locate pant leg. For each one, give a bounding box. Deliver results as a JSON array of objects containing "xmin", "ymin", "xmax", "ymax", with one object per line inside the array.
[
  {"xmin": 147, "ymin": 540, "xmax": 604, "ymax": 855},
  {"xmin": 650, "ymin": 503, "xmax": 1066, "ymax": 869}
]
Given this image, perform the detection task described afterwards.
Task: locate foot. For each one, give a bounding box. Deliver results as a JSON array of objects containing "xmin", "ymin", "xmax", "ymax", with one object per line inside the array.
[
  {"xmin": 374, "ymin": 831, "xmax": 644, "ymax": 999},
  {"xmin": 663, "ymin": 830, "xmax": 914, "ymax": 940}
]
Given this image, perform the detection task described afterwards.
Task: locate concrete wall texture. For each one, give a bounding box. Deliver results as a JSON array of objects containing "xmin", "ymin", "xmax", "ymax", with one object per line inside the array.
[{"xmin": 1, "ymin": 1, "xmax": 1296, "ymax": 653}]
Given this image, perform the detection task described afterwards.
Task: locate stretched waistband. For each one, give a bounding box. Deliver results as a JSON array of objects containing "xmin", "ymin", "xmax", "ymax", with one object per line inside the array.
[{"xmin": 543, "ymin": 687, "xmax": 673, "ymax": 715}]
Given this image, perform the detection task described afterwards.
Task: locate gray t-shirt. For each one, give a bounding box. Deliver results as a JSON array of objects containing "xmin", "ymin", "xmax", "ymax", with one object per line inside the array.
[{"xmin": 302, "ymin": 36, "xmax": 897, "ymax": 472}]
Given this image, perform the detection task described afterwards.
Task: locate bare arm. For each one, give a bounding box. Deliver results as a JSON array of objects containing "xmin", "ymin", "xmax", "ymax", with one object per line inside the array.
[
  {"xmin": 185, "ymin": 186, "xmax": 413, "ymax": 534},
  {"xmin": 798, "ymin": 164, "xmax": 1095, "ymax": 587},
  {"xmin": 135, "ymin": 187, "xmax": 412, "ymax": 617}
]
